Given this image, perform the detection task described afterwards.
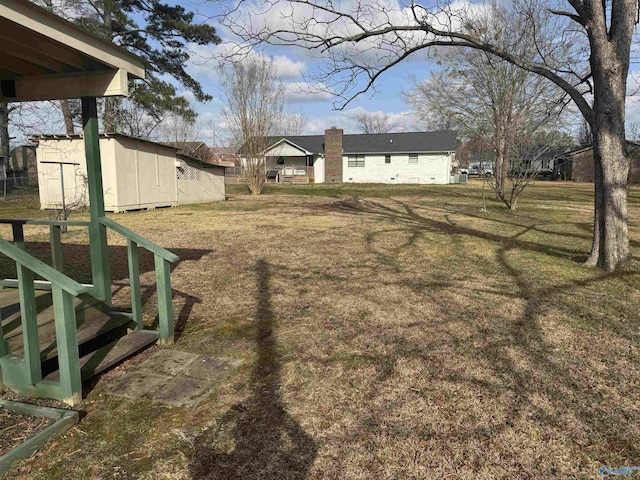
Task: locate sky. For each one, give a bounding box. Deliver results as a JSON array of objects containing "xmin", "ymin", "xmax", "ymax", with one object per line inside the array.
[
  {"xmin": 178, "ymin": 0, "xmax": 439, "ymax": 143},
  {"xmin": 9, "ymin": 0, "xmax": 640, "ymax": 146},
  {"xmin": 179, "ymin": 0, "xmax": 640, "ymax": 145}
]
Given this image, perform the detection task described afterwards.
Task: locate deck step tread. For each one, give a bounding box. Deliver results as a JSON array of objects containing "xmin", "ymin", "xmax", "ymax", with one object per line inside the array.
[
  {"xmin": 1, "ymin": 291, "xmax": 101, "ymax": 339},
  {"xmin": 8, "ymin": 310, "xmax": 132, "ymax": 361},
  {"xmin": 44, "ymin": 330, "xmax": 159, "ymax": 382}
]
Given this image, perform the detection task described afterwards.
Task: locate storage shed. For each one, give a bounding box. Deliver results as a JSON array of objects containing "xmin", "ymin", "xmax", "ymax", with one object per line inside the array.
[{"xmin": 35, "ymin": 134, "xmax": 225, "ymax": 212}]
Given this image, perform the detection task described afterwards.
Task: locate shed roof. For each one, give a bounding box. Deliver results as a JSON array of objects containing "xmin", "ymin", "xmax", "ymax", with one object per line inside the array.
[
  {"xmin": 35, "ymin": 133, "xmax": 177, "ymax": 152},
  {"xmin": 239, "ymin": 130, "xmax": 458, "ymax": 156},
  {"xmin": 0, "ymin": 0, "xmax": 145, "ymax": 102},
  {"xmin": 34, "ymin": 133, "xmax": 225, "ymax": 170}
]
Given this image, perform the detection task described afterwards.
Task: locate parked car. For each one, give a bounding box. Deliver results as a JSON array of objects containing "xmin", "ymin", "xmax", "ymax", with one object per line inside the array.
[{"xmin": 467, "ymin": 164, "xmax": 493, "ymax": 176}]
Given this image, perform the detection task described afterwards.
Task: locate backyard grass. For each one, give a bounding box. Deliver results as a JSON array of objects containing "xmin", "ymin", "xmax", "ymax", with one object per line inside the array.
[{"xmin": 1, "ymin": 180, "xmax": 640, "ymax": 479}]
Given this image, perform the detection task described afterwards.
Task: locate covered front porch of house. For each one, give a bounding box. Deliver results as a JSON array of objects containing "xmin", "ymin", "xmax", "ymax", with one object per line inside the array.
[
  {"xmin": 263, "ymin": 138, "xmax": 323, "ymax": 184},
  {"xmin": 268, "ymin": 155, "xmax": 318, "ymax": 184}
]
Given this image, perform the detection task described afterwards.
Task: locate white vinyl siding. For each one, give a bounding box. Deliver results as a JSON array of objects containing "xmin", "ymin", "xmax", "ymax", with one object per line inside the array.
[{"xmin": 342, "ymin": 153, "xmax": 452, "ymax": 184}]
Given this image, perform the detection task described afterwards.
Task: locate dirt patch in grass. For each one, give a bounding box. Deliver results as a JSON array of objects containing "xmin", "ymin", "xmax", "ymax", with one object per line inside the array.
[
  {"xmin": 2, "ymin": 182, "xmax": 640, "ymax": 479},
  {"xmin": 0, "ymin": 407, "xmax": 55, "ymax": 457}
]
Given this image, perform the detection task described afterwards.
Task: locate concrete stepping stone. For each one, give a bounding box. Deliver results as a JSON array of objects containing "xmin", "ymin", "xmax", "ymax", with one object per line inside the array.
[{"xmin": 105, "ymin": 349, "xmax": 242, "ymax": 406}]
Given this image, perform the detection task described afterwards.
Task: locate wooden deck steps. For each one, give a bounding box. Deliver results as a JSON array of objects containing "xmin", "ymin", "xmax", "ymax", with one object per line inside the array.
[
  {"xmin": 44, "ymin": 330, "xmax": 158, "ymax": 382},
  {"xmin": 0, "ymin": 288, "xmax": 156, "ymax": 384}
]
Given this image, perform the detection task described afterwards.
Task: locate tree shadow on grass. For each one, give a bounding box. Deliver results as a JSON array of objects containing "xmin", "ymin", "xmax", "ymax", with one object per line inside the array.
[
  {"xmin": 320, "ymin": 197, "xmax": 592, "ymax": 263},
  {"xmin": 313, "ymin": 196, "xmax": 640, "ymax": 469},
  {"xmin": 189, "ymin": 258, "xmax": 317, "ymax": 480}
]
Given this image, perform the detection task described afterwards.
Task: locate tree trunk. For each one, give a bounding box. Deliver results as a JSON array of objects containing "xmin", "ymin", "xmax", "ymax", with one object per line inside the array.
[
  {"xmin": 584, "ymin": 9, "xmax": 633, "ymax": 271},
  {"xmin": 494, "ymin": 133, "xmax": 505, "ymax": 201},
  {"xmin": 0, "ymin": 103, "xmax": 9, "ymax": 159},
  {"xmin": 585, "ymin": 127, "xmax": 630, "ymax": 271},
  {"xmin": 61, "ymin": 100, "xmax": 75, "ymax": 135}
]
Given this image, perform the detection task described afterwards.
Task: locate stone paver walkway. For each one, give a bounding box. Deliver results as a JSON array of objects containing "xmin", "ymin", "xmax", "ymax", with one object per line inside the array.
[{"xmin": 106, "ymin": 349, "xmax": 242, "ymax": 407}]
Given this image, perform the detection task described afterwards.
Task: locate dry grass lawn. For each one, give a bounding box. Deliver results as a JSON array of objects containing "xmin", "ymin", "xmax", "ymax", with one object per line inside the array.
[{"xmin": 1, "ymin": 180, "xmax": 640, "ymax": 479}]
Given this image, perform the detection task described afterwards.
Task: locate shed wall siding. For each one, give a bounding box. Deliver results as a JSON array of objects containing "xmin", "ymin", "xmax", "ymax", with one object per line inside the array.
[
  {"xmin": 342, "ymin": 153, "xmax": 451, "ymax": 184},
  {"xmin": 114, "ymin": 137, "xmax": 177, "ymax": 211},
  {"xmin": 37, "ymin": 137, "xmax": 223, "ymax": 213},
  {"xmin": 177, "ymin": 159, "xmax": 226, "ymax": 204},
  {"xmin": 37, "ymin": 138, "xmax": 118, "ymax": 209}
]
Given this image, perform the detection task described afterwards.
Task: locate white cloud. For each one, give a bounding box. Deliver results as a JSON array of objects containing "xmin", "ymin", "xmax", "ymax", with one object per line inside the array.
[
  {"xmin": 303, "ymin": 107, "xmax": 417, "ymax": 134},
  {"xmin": 284, "ymin": 82, "xmax": 334, "ymax": 103},
  {"xmin": 272, "ymin": 55, "xmax": 305, "ymax": 78}
]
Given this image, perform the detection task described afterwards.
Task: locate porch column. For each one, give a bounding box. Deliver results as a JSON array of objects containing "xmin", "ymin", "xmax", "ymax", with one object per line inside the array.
[{"xmin": 82, "ymin": 97, "xmax": 111, "ymax": 304}]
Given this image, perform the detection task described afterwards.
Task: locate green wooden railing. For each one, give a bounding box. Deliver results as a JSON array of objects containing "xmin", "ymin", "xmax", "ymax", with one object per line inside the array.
[
  {"xmin": 99, "ymin": 217, "xmax": 179, "ymax": 344},
  {"xmin": 0, "ymin": 218, "xmax": 179, "ymax": 344},
  {"xmin": 0, "ymin": 219, "xmax": 91, "ymax": 279},
  {"xmin": 0, "ymin": 216, "xmax": 179, "ymax": 405},
  {"xmin": 0, "ymin": 235, "xmax": 88, "ymax": 405}
]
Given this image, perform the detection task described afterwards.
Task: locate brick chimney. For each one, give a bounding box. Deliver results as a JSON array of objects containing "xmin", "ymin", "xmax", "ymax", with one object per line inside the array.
[{"xmin": 324, "ymin": 127, "xmax": 343, "ymax": 183}]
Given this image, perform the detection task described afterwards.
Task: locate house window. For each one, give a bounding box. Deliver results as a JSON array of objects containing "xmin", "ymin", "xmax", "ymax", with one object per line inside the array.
[
  {"xmin": 348, "ymin": 155, "xmax": 365, "ymax": 167},
  {"xmin": 385, "ymin": 154, "xmax": 391, "ymax": 164},
  {"xmin": 409, "ymin": 154, "xmax": 418, "ymax": 164},
  {"xmin": 276, "ymin": 156, "xmax": 285, "ymax": 165}
]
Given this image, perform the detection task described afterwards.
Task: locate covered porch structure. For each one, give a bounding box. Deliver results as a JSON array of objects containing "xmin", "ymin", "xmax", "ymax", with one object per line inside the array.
[
  {"xmin": 0, "ymin": 0, "xmax": 178, "ymax": 406},
  {"xmin": 264, "ymin": 139, "xmax": 319, "ymax": 184}
]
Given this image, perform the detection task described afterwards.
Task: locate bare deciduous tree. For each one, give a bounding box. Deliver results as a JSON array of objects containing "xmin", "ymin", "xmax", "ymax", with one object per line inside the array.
[
  {"xmin": 355, "ymin": 111, "xmax": 395, "ymax": 134},
  {"xmin": 0, "ymin": 103, "xmax": 15, "ymax": 159},
  {"xmin": 220, "ymin": 55, "xmax": 284, "ymax": 194},
  {"xmin": 407, "ymin": 8, "xmax": 568, "ymax": 209},
  {"xmin": 219, "ymin": 0, "xmax": 638, "ymax": 271},
  {"xmin": 626, "ymin": 120, "xmax": 640, "ymax": 142},
  {"xmin": 112, "ymin": 98, "xmax": 176, "ymax": 140},
  {"xmin": 578, "ymin": 119, "xmax": 593, "ymax": 146},
  {"xmin": 281, "ymin": 109, "xmax": 307, "ymax": 136},
  {"xmin": 157, "ymin": 110, "xmax": 200, "ymax": 143},
  {"xmin": 486, "ymin": 143, "xmax": 566, "ymax": 210}
]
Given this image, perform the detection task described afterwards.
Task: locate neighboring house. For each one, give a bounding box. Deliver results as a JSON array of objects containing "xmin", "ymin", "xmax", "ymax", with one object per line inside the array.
[
  {"xmin": 35, "ymin": 133, "xmax": 225, "ymax": 212},
  {"xmin": 513, "ymin": 145, "xmax": 574, "ymax": 177},
  {"xmin": 211, "ymin": 146, "xmax": 241, "ymax": 167},
  {"xmin": 568, "ymin": 142, "xmax": 640, "ymax": 183},
  {"xmin": 464, "ymin": 146, "xmax": 574, "ymax": 178},
  {"xmin": 238, "ymin": 129, "xmax": 458, "ymax": 184}
]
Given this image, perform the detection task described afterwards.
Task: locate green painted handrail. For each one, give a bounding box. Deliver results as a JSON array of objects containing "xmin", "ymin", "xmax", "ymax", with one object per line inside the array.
[
  {"xmin": 0, "ymin": 219, "xmax": 91, "ymax": 227},
  {"xmin": 0, "ymin": 238, "xmax": 89, "ymax": 296},
  {"xmin": 99, "ymin": 217, "xmax": 179, "ymax": 263}
]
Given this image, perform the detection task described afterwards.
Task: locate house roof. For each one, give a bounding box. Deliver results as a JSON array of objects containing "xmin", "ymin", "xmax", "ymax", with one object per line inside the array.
[
  {"xmin": 238, "ymin": 130, "xmax": 458, "ymax": 156},
  {"xmin": 0, "ymin": 0, "xmax": 145, "ymax": 102},
  {"xmin": 211, "ymin": 146, "xmax": 241, "ymax": 167}
]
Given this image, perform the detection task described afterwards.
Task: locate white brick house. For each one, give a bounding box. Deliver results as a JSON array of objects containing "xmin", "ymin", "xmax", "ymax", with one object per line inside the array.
[{"xmin": 239, "ymin": 129, "xmax": 458, "ymax": 184}]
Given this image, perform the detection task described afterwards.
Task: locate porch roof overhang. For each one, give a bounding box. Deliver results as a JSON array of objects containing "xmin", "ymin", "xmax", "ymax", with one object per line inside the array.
[{"xmin": 0, "ymin": 0, "xmax": 145, "ymax": 103}]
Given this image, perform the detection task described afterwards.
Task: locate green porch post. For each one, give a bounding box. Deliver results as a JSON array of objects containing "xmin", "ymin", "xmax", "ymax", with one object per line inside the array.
[{"xmin": 82, "ymin": 97, "xmax": 111, "ymax": 304}]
